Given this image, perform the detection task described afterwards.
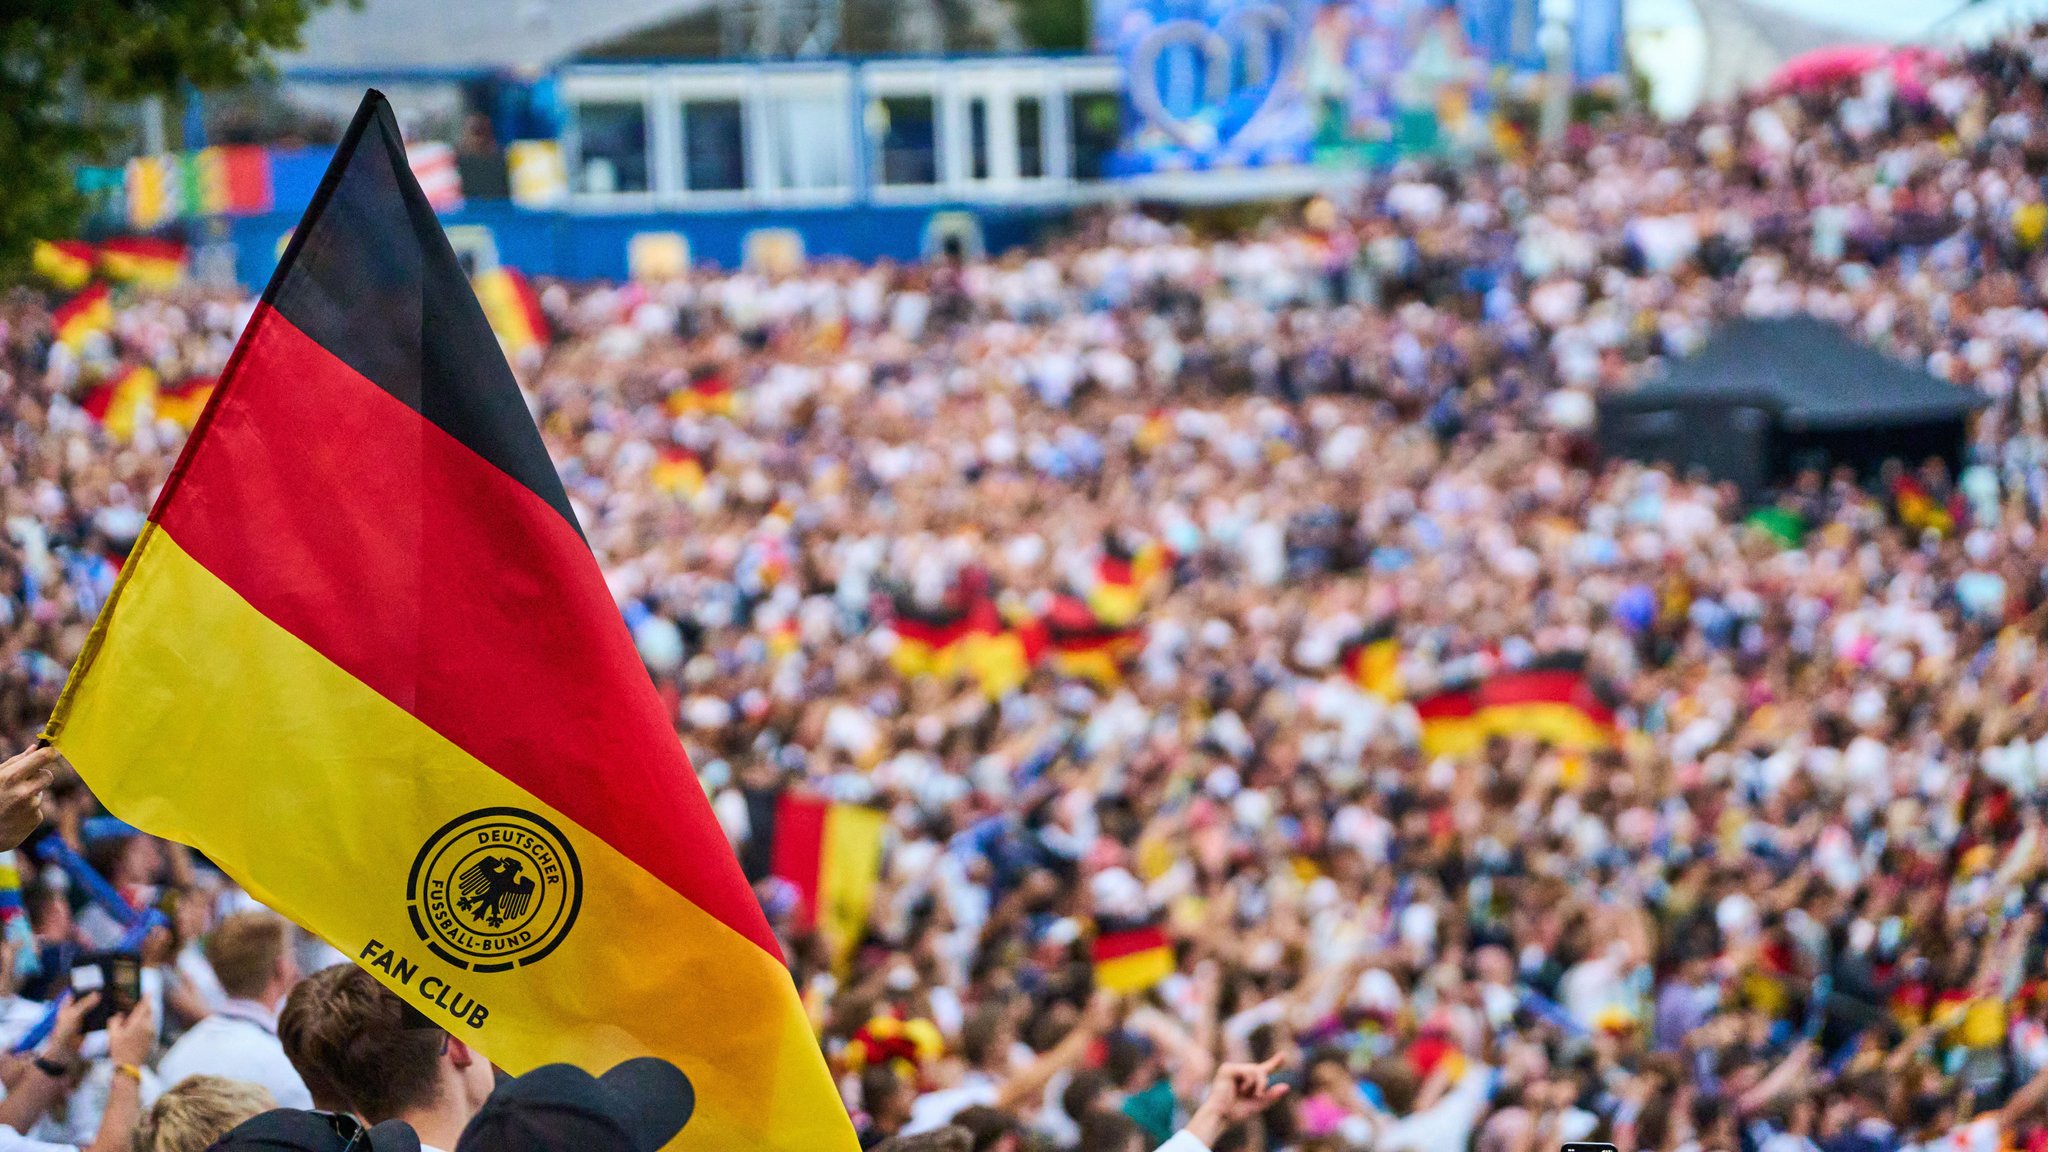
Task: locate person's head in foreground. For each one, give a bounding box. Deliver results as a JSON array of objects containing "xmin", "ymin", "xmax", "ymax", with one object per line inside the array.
[
  {"xmin": 454, "ymin": 1057, "xmax": 694, "ymax": 1152},
  {"xmin": 137, "ymin": 1076, "xmax": 277, "ymax": 1152},
  {"xmin": 277, "ymin": 965, "xmax": 356, "ymax": 1113},
  {"xmin": 275, "ymin": 964, "xmax": 494, "ymax": 1148}
]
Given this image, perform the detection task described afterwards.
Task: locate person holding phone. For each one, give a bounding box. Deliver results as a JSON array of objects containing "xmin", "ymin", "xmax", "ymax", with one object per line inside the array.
[{"xmin": 0, "ymin": 992, "xmax": 157, "ymax": 1152}]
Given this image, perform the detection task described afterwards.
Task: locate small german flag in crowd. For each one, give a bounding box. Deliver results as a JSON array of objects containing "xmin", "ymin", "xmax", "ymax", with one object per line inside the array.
[
  {"xmin": 1087, "ymin": 538, "xmax": 1169, "ymax": 627},
  {"xmin": 886, "ymin": 589, "xmax": 1041, "ymax": 698},
  {"xmin": 886, "ymin": 593, "xmax": 976, "ymax": 681},
  {"xmin": 1043, "ymin": 594, "xmax": 1142, "ymax": 687},
  {"xmin": 666, "ymin": 369, "xmax": 738, "ymax": 418},
  {"xmin": 472, "ymin": 265, "xmax": 549, "ymax": 361},
  {"xmin": 766, "ymin": 792, "xmax": 886, "ymax": 975},
  {"xmin": 53, "ymin": 283, "xmax": 114, "ymax": 351},
  {"xmin": 1340, "ymin": 619, "xmax": 1402, "ymax": 701},
  {"xmin": 97, "ymin": 237, "xmax": 188, "ymax": 289},
  {"xmin": 1415, "ymin": 681, "xmax": 1488, "ymax": 759},
  {"xmin": 1413, "ymin": 654, "xmax": 1618, "ymax": 757},
  {"xmin": 959, "ymin": 608, "xmax": 1041, "ymax": 700},
  {"xmin": 1892, "ymin": 473, "xmax": 1955, "ymax": 538},
  {"xmin": 1092, "ymin": 924, "xmax": 1174, "ymax": 994},
  {"xmin": 1474, "ymin": 653, "xmax": 1619, "ymax": 750},
  {"xmin": 33, "ymin": 241, "xmax": 97, "ymax": 290},
  {"xmin": 650, "ymin": 446, "xmax": 706, "ymax": 497},
  {"xmin": 154, "ymin": 376, "xmax": 217, "ymax": 431},
  {"xmin": 78, "ymin": 365, "xmax": 158, "ymax": 442},
  {"xmin": 42, "ymin": 91, "xmax": 852, "ymax": 1151}
]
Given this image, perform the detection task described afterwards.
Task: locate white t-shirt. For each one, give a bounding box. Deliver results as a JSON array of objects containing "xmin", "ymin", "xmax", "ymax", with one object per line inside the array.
[
  {"xmin": 156, "ymin": 999, "xmax": 313, "ymax": 1110},
  {"xmin": 901, "ymin": 1072, "xmax": 998, "ymax": 1136},
  {"xmin": 0, "ymin": 1126, "xmax": 78, "ymax": 1152},
  {"xmin": 1373, "ymin": 1065, "xmax": 1496, "ymax": 1152}
]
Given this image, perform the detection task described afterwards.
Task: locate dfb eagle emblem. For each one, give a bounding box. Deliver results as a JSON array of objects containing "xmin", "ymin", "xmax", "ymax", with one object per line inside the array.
[{"xmin": 454, "ymin": 856, "xmax": 535, "ymax": 928}]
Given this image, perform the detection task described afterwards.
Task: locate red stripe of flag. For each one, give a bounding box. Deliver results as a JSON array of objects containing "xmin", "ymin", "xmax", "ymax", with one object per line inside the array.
[
  {"xmin": 1413, "ymin": 690, "xmax": 1477, "ymax": 721},
  {"xmin": 1092, "ymin": 925, "xmax": 1170, "ymax": 962},
  {"xmin": 768, "ymin": 793, "xmax": 829, "ymax": 932},
  {"xmin": 1478, "ymin": 669, "xmax": 1616, "ymax": 727}
]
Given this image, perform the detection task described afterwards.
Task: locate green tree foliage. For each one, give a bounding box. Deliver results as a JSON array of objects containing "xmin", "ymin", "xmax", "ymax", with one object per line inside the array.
[
  {"xmin": 0, "ymin": 0, "xmax": 338, "ymax": 279},
  {"xmin": 1013, "ymin": 0, "xmax": 1089, "ymax": 51}
]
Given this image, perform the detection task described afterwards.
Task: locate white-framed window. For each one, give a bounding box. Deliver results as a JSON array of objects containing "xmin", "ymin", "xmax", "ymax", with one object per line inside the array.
[
  {"xmin": 561, "ymin": 74, "xmax": 658, "ymax": 202},
  {"xmin": 1061, "ymin": 60, "xmax": 1125, "ymax": 184},
  {"xmin": 1015, "ymin": 92, "xmax": 1047, "ymax": 180},
  {"xmin": 863, "ymin": 66, "xmax": 948, "ymax": 197},
  {"xmin": 754, "ymin": 70, "xmax": 855, "ymax": 202},
  {"xmin": 948, "ymin": 65, "xmax": 1063, "ymax": 194},
  {"xmin": 678, "ymin": 85, "xmax": 749, "ymax": 195}
]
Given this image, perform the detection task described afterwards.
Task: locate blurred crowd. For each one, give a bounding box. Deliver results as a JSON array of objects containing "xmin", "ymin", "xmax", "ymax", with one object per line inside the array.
[{"xmin": 10, "ymin": 20, "xmax": 2048, "ymax": 1152}]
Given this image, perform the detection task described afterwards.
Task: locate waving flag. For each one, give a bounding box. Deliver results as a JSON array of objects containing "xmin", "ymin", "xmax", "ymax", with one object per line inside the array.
[
  {"xmin": 766, "ymin": 792, "xmax": 886, "ymax": 974},
  {"xmin": 53, "ymin": 283, "xmax": 114, "ymax": 351},
  {"xmin": 1092, "ymin": 925, "xmax": 1174, "ymax": 994},
  {"xmin": 666, "ymin": 370, "xmax": 738, "ymax": 418},
  {"xmin": 34, "ymin": 241, "xmax": 97, "ymax": 290},
  {"xmin": 43, "ymin": 92, "xmax": 853, "ymax": 1152},
  {"xmin": 1339, "ymin": 619, "xmax": 1402, "ymax": 701},
  {"xmin": 1086, "ymin": 539, "xmax": 1168, "ymax": 627},
  {"xmin": 1042, "ymin": 594, "xmax": 1140, "ymax": 686},
  {"xmin": 79, "ymin": 365, "xmax": 159, "ymax": 442},
  {"xmin": 1473, "ymin": 654, "xmax": 1618, "ymax": 751},
  {"xmin": 1414, "ymin": 682, "xmax": 1487, "ymax": 759},
  {"xmin": 98, "ymin": 237, "xmax": 188, "ymax": 289},
  {"xmin": 1413, "ymin": 655, "xmax": 1619, "ymax": 759},
  {"xmin": 650, "ymin": 446, "xmax": 706, "ymax": 497},
  {"xmin": 472, "ymin": 266, "xmax": 549, "ymax": 361},
  {"xmin": 155, "ymin": 376, "xmax": 218, "ymax": 430}
]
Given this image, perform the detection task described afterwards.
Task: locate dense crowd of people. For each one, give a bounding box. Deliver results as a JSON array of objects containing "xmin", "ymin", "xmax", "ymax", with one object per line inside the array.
[{"xmin": 7, "ymin": 21, "xmax": 2048, "ymax": 1152}]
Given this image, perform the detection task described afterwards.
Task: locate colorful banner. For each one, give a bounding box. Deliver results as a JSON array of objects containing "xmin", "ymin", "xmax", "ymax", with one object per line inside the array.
[
  {"xmin": 1095, "ymin": 0, "xmax": 1317, "ymax": 174},
  {"xmin": 124, "ymin": 146, "xmax": 275, "ymax": 230},
  {"xmin": 1306, "ymin": 0, "xmax": 1491, "ymax": 166},
  {"xmin": 1095, "ymin": 0, "xmax": 1622, "ymax": 174}
]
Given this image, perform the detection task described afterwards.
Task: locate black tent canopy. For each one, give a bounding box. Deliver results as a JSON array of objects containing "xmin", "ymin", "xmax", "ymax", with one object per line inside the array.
[{"xmin": 1598, "ymin": 316, "xmax": 1988, "ymax": 498}]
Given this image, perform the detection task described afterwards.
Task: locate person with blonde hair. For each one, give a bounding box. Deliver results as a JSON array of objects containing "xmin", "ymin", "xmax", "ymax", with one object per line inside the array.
[
  {"xmin": 156, "ymin": 913, "xmax": 309, "ymax": 1110},
  {"xmin": 132, "ymin": 1077, "xmax": 275, "ymax": 1152}
]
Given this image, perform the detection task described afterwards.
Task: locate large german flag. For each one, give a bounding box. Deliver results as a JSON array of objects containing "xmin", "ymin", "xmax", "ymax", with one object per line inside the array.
[{"xmin": 42, "ymin": 93, "xmax": 852, "ymax": 1152}]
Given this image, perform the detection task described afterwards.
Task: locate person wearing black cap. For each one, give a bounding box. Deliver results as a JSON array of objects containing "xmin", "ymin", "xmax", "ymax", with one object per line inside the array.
[
  {"xmin": 453, "ymin": 1057, "xmax": 694, "ymax": 1152},
  {"xmin": 207, "ymin": 1108, "xmax": 423, "ymax": 1152}
]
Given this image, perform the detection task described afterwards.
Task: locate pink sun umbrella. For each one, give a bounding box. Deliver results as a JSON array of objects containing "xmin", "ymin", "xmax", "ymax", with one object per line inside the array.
[{"xmin": 1767, "ymin": 44, "xmax": 1940, "ymax": 99}]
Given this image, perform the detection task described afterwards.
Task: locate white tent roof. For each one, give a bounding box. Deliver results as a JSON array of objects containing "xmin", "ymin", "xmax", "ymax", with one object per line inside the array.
[
  {"xmin": 283, "ymin": 0, "xmax": 713, "ymax": 71},
  {"xmin": 1744, "ymin": 0, "xmax": 2048, "ymax": 45}
]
